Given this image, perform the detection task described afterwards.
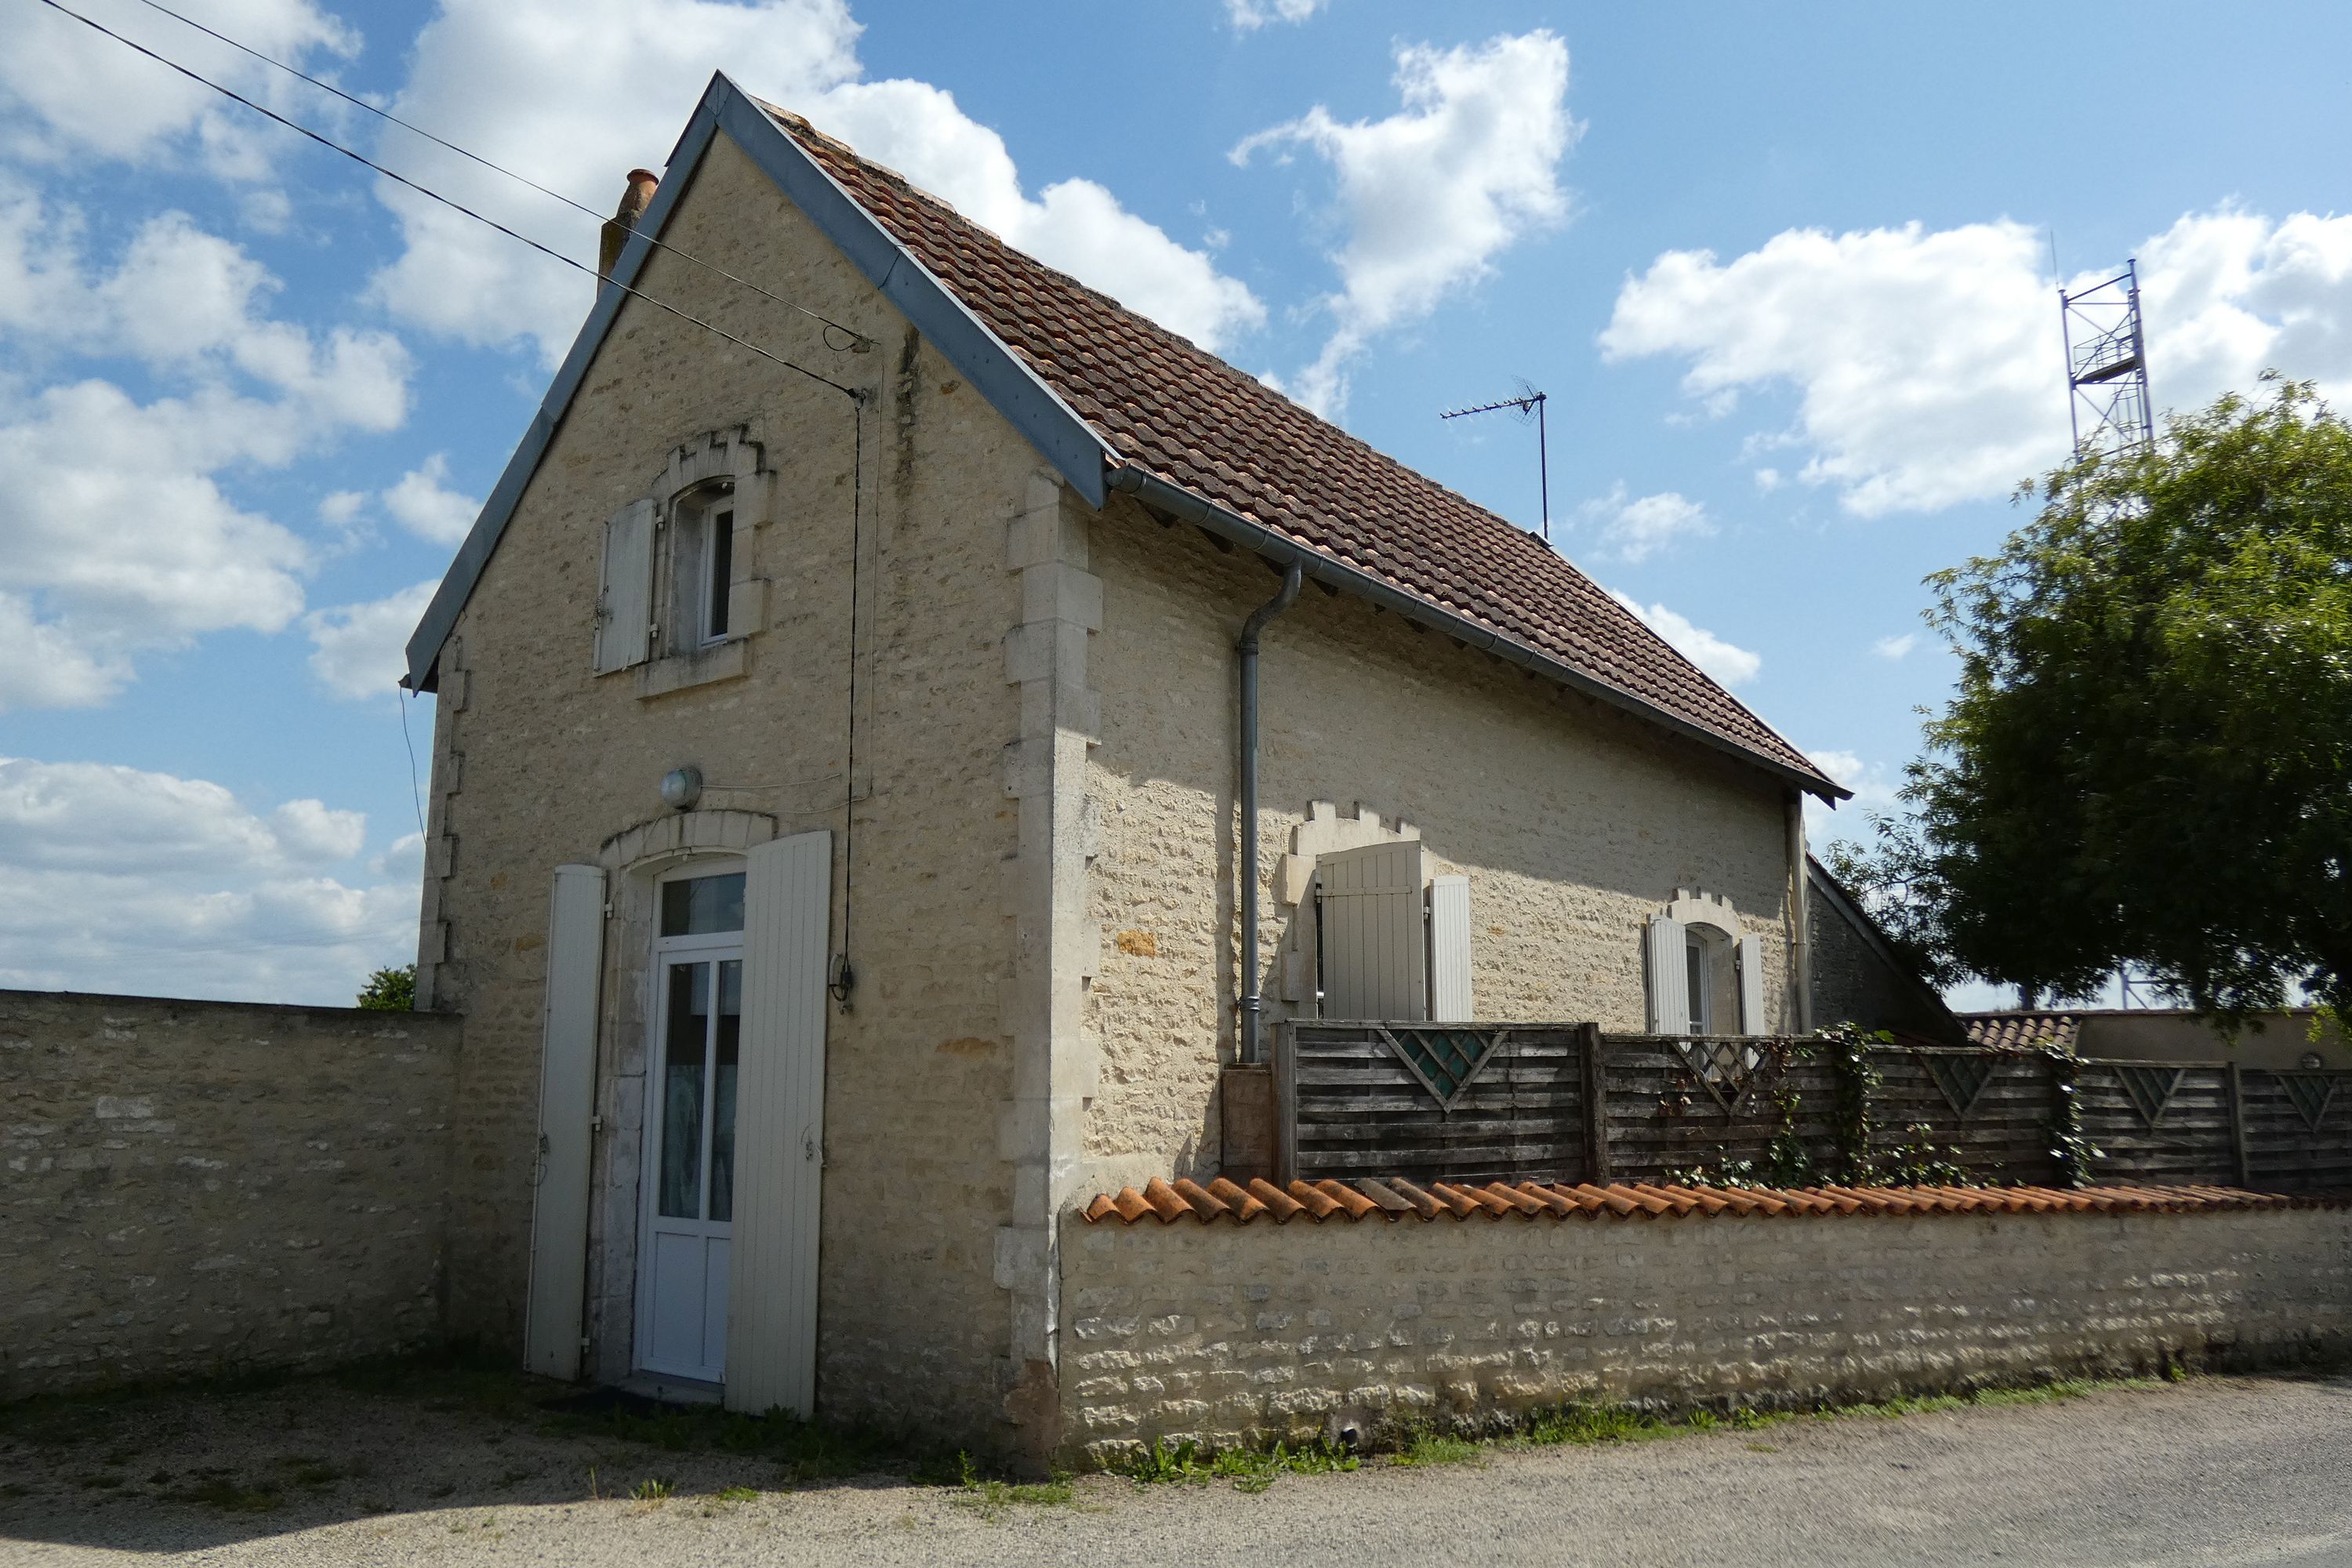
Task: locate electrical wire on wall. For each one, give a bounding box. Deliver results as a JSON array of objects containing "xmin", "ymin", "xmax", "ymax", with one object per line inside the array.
[{"xmin": 829, "ymin": 397, "xmax": 866, "ymax": 1011}]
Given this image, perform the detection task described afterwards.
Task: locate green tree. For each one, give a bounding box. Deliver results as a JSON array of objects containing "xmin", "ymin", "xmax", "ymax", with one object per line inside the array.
[
  {"xmin": 356, "ymin": 963, "xmax": 417, "ymax": 1011},
  {"xmin": 1839, "ymin": 380, "xmax": 2352, "ymax": 1022}
]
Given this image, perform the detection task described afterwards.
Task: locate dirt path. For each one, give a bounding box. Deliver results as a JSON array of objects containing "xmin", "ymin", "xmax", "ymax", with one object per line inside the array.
[{"xmin": 4, "ymin": 1370, "xmax": 2349, "ymax": 1566}]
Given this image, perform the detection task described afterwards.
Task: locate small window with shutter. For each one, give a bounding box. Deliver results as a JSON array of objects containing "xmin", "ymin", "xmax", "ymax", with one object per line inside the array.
[{"xmin": 592, "ymin": 429, "xmax": 768, "ymax": 683}]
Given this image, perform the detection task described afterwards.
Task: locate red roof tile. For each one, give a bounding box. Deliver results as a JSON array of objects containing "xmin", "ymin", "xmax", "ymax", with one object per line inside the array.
[
  {"xmin": 763, "ymin": 106, "xmax": 1833, "ymax": 793},
  {"xmin": 1078, "ymin": 1178, "xmax": 2344, "ymax": 1225}
]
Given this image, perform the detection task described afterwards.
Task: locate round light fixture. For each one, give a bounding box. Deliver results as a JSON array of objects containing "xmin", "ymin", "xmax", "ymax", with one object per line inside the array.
[{"xmin": 659, "ymin": 765, "xmax": 702, "ymax": 811}]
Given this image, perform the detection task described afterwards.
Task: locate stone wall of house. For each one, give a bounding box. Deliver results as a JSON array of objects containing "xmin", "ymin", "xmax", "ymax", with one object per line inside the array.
[
  {"xmin": 416, "ymin": 131, "xmax": 1051, "ymax": 1448},
  {"xmin": 1057, "ymin": 1203, "xmax": 2352, "ymax": 1465},
  {"xmin": 1080, "ymin": 504, "xmax": 1799, "ymax": 1186},
  {"xmin": 1806, "ymin": 871, "xmax": 1965, "ymax": 1044},
  {"xmin": 0, "ymin": 990, "xmax": 460, "ymax": 1399}
]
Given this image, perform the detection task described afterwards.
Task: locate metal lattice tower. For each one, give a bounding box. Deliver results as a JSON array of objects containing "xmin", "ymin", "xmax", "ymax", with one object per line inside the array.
[{"xmin": 2060, "ymin": 260, "xmax": 2154, "ymax": 459}]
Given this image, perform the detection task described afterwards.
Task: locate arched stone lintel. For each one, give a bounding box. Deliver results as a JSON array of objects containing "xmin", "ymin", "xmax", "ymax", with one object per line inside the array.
[{"xmin": 598, "ymin": 808, "xmax": 778, "ymax": 874}]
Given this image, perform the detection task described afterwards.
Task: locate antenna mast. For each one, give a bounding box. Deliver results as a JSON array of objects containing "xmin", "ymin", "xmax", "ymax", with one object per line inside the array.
[
  {"xmin": 2059, "ymin": 259, "xmax": 2153, "ymax": 459},
  {"xmin": 1441, "ymin": 388, "xmax": 1551, "ymax": 542}
]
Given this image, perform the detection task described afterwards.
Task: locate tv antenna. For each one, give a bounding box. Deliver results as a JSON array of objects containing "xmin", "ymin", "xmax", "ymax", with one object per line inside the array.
[
  {"xmin": 2059, "ymin": 259, "xmax": 2153, "ymax": 459},
  {"xmin": 1442, "ymin": 384, "xmax": 1550, "ymax": 543}
]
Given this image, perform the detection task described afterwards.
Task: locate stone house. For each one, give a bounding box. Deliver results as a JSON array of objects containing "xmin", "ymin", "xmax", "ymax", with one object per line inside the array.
[{"xmin": 399, "ymin": 72, "xmax": 1842, "ymax": 1464}]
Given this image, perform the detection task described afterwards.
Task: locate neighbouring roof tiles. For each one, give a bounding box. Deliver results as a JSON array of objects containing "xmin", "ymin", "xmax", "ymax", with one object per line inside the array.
[
  {"xmin": 1080, "ymin": 1178, "xmax": 2343, "ymax": 1225},
  {"xmin": 761, "ymin": 104, "xmax": 1834, "ymax": 794},
  {"xmin": 1961, "ymin": 1012, "xmax": 2083, "ymax": 1052}
]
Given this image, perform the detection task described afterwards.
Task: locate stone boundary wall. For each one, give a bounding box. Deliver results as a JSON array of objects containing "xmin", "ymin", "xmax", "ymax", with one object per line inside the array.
[
  {"xmin": 2, "ymin": 990, "xmax": 463, "ymax": 1399},
  {"xmin": 1057, "ymin": 1203, "xmax": 2352, "ymax": 1465}
]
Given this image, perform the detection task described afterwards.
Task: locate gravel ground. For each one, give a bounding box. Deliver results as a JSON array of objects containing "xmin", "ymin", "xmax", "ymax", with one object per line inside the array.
[{"xmin": 2, "ymin": 1370, "xmax": 2349, "ymax": 1566}]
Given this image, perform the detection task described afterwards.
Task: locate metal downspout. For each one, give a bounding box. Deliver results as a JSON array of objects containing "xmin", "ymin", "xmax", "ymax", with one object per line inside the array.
[
  {"xmin": 1787, "ymin": 793, "xmax": 1813, "ymax": 1033},
  {"xmin": 1239, "ymin": 561, "xmax": 1304, "ymax": 1065}
]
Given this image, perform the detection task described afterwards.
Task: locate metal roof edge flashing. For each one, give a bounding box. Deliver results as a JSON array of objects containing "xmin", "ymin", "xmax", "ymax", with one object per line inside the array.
[
  {"xmin": 401, "ymin": 96, "xmax": 722, "ymax": 692},
  {"xmin": 712, "ymin": 77, "xmax": 1112, "ymax": 507},
  {"xmin": 1106, "ymin": 463, "xmax": 1846, "ymax": 802}
]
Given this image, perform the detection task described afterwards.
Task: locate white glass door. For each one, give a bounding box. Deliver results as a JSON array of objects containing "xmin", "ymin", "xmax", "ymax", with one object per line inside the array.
[{"xmin": 636, "ymin": 871, "xmax": 743, "ymax": 1383}]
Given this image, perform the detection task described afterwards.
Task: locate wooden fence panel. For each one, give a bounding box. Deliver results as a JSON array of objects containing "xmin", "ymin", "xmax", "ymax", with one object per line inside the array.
[
  {"xmin": 1867, "ymin": 1048, "xmax": 2060, "ymax": 1186},
  {"xmin": 1284, "ymin": 1023, "xmax": 1585, "ymax": 1185},
  {"xmin": 2241, "ymin": 1071, "xmax": 2352, "ymax": 1192},
  {"xmin": 1273, "ymin": 1025, "xmax": 2352, "ymax": 1194},
  {"xmin": 1598, "ymin": 1037, "xmax": 1844, "ymax": 1186},
  {"xmin": 2072, "ymin": 1061, "xmax": 2239, "ymax": 1187}
]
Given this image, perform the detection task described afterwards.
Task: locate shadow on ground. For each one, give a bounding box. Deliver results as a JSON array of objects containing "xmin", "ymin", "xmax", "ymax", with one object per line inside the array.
[{"xmin": 0, "ymin": 1352, "xmax": 956, "ymax": 1555}]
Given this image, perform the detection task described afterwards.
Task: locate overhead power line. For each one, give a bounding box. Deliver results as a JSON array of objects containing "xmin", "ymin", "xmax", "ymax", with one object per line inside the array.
[
  {"xmin": 34, "ymin": 0, "xmax": 865, "ymax": 401},
  {"xmin": 122, "ymin": 0, "xmax": 873, "ymax": 354}
]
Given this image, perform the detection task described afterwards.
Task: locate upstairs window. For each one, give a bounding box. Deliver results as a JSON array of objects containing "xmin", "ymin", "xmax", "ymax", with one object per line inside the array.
[
  {"xmin": 669, "ymin": 481, "xmax": 735, "ymax": 648},
  {"xmin": 592, "ymin": 428, "xmax": 768, "ymax": 682}
]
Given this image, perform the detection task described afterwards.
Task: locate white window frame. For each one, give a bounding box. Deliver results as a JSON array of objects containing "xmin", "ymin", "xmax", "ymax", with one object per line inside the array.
[
  {"xmin": 633, "ymin": 858, "xmax": 747, "ymax": 1382},
  {"xmin": 666, "ymin": 480, "xmax": 738, "ymax": 653},
  {"xmin": 1685, "ymin": 930, "xmax": 1715, "ymax": 1035}
]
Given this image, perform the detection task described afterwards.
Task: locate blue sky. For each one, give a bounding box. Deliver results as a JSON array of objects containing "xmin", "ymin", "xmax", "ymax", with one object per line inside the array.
[{"xmin": 5, "ymin": 0, "xmax": 2350, "ymax": 1004}]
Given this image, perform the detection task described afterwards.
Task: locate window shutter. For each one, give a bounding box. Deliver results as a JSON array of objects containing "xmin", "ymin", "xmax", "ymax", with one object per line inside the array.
[
  {"xmin": 593, "ymin": 498, "xmax": 655, "ymax": 673},
  {"xmin": 1426, "ymin": 874, "xmax": 1472, "ymax": 1022},
  {"xmin": 1737, "ymin": 933, "xmax": 1766, "ymax": 1036},
  {"xmin": 724, "ymin": 829, "xmax": 833, "ymax": 1417},
  {"xmin": 524, "ymin": 863, "xmax": 605, "ymax": 1381},
  {"xmin": 1644, "ymin": 916, "xmax": 1690, "ymax": 1034},
  {"xmin": 1316, "ymin": 840, "xmax": 1426, "ymax": 1020}
]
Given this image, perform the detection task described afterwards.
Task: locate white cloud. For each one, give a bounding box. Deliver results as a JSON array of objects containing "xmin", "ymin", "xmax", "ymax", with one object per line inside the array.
[
  {"xmin": 1576, "ymin": 484, "xmax": 1715, "ymax": 563},
  {"xmin": 1606, "ymin": 590, "xmax": 1760, "ymax": 688},
  {"xmin": 1872, "ymin": 633, "xmax": 1918, "ymax": 660},
  {"xmin": 1226, "ymin": 0, "xmax": 1328, "ymax": 28},
  {"xmin": 1803, "ymin": 747, "xmax": 1900, "ymax": 842},
  {"xmin": 372, "ymin": 0, "xmax": 1261, "ymax": 363},
  {"xmin": 0, "ymin": 191, "xmax": 410, "ymax": 710},
  {"xmin": 382, "ymin": 455, "xmax": 481, "ymax": 545},
  {"xmin": 1602, "ymin": 207, "xmax": 2352, "ymax": 517},
  {"xmin": 0, "ymin": 0, "xmax": 356, "ymax": 181},
  {"xmin": 303, "ymin": 580, "xmax": 438, "ymax": 700},
  {"xmin": 1233, "ymin": 32, "xmax": 1572, "ymax": 414},
  {"xmin": 0, "ymin": 757, "xmax": 414, "ymax": 1005}
]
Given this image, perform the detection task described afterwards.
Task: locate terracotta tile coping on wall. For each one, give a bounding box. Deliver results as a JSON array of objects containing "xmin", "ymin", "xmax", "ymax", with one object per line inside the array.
[{"xmin": 1080, "ymin": 1176, "xmax": 2350, "ymax": 1226}]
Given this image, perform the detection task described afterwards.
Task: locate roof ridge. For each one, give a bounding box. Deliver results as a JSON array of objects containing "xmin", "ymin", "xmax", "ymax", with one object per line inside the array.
[{"xmin": 767, "ymin": 110, "xmax": 1835, "ymax": 789}]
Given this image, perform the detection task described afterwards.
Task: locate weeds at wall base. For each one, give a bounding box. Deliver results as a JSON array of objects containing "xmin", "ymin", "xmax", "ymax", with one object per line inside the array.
[{"xmin": 1104, "ymin": 1366, "xmax": 2250, "ymax": 1492}]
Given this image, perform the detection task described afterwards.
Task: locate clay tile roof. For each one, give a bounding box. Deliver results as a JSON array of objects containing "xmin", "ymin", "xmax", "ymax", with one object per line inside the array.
[
  {"xmin": 1959, "ymin": 1011, "xmax": 2082, "ymax": 1052},
  {"xmin": 1079, "ymin": 1178, "xmax": 2345, "ymax": 1226},
  {"xmin": 761, "ymin": 104, "xmax": 1834, "ymax": 794}
]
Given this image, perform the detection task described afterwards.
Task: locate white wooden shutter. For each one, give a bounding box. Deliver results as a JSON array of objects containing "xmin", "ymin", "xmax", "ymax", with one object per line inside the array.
[
  {"xmin": 1426, "ymin": 875, "xmax": 1472, "ymax": 1023},
  {"xmin": 593, "ymin": 498, "xmax": 655, "ymax": 673},
  {"xmin": 1644, "ymin": 916, "xmax": 1690, "ymax": 1034},
  {"xmin": 524, "ymin": 863, "xmax": 605, "ymax": 1381},
  {"xmin": 724, "ymin": 829, "xmax": 833, "ymax": 1416},
  {"xmin": 1737, "ymin": 933, "xmax": 1766, "ymax": 1036},
  {"xmin": 1317, "ymin": 840, "xmax": 1426, "ymax": 1021}
]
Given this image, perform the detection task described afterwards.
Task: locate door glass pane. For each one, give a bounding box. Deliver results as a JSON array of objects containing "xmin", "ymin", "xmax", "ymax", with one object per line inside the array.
[
  {"xmin": 1685, "ymin": 940, "xmax": 1708, "ymax": 1034},
  {"xmin": 708, "ymin": 960, "xmax": 742, "ymax": 1221},
  {"xmin": 659, "ymin": 962, "xmax": 709, "ymax": 1218},
  {"xmin": 660, "ymin": 873, "xmax": 745, "ymax": 937}
]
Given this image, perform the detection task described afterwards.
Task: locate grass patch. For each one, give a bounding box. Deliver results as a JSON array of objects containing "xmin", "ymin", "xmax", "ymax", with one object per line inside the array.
[
  {"xmin": 949, "ymin": 1452, "xmax": 1075, "ymax": 1518},
  {"xmin": 1112, "ymin": 1436, "xmax": 1359, "ymax": 1494},
  {"xmin": 1390, "ymin": 1430, "xmax": 1483, "ymax": 1468},
  {"xmin": 629, "ymin": 1477, "xmax": 672, "ymax": 1501},
  {"xmin": 711, "ymin": 1485, "xmax": 760, "ymax": 1504}
]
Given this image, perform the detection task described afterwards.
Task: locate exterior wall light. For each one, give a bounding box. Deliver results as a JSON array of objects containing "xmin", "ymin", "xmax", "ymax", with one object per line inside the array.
[{"xmin": 659, "ymin": 766, "xmax": 702, "ymax": 811}]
